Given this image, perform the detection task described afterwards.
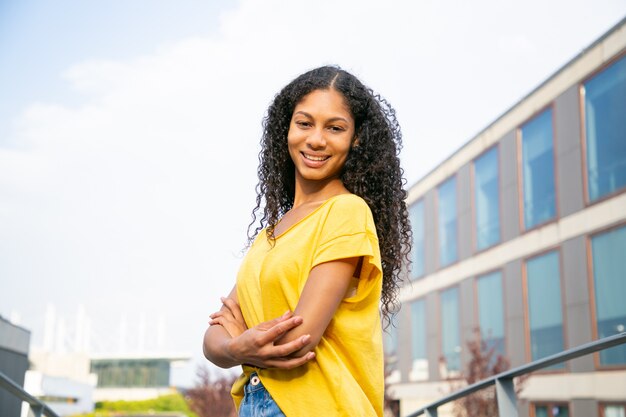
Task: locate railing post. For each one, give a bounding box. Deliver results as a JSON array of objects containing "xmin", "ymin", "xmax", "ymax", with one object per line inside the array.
[
  {"xmin": 425, "ymin": 406, "xmax": 438, "ymax": 417},
  {"xmin": 31, "ymin": 404, "xmax": 44, "ymax": 417},
  {"xmin": 495, "ymin": 377, "xmax": 518, "ymax": 417}
]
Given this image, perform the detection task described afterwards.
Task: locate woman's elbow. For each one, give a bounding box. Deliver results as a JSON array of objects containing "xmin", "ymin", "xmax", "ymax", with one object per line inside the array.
[{"xmin": 203, "ymin": 327, "xmax": 232, "ymax": 368}]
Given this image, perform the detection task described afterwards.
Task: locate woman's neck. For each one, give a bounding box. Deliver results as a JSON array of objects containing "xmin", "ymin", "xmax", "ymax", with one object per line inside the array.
[{"xmin": 292, "ymin": 176, "xmax": 349, "ymax": 208}]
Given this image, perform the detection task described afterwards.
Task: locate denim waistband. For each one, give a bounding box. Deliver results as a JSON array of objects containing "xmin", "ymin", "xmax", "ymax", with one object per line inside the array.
[{"xmin": 243, "ymin": 372, "xmax": 264, "ymax": 394}]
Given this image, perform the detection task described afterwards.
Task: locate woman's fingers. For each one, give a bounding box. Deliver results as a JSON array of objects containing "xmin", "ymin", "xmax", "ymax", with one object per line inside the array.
[
  {"xmin": 255, "ymin": 311, "xmax": 293, "ymax": 331},
  {"xmin": 261, "ymin": 351, "xmax": 316, "ymax": 369},
  {"xmin": 221, "ymin": 311, "xmax": 313, "ymax": 369},
  {"xmin": 209, "ymin": 310, "xmax": 234, "ymax": 324},
  {"xmin": 221, "ymin": 297, "xmax": 245, "ymax": 324},
  {"xmin": 263, "ymin": 334, "xmax": 310, "ymax": 358},
  {"xmin": 257, "ymin": 316, "xmax": 303, "ymax": 345}
]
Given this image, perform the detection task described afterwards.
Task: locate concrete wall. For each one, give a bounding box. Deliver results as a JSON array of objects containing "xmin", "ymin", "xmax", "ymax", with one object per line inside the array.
[
  {"xmin": 459, "ymin": 278, "xmax": 475, "ymax": 369},
  {"xmin": 457, "ymin": 163, "xmax": 472, "ymax": 262},
  {"xmin": 561, "ymin": 235, "xmax": 595, "ymax": 372},
  {"xmin": 554, "ymin": 84, "xmax": 585, "ymax": 217},
  {"xmin": 426, "ymin": 292, "xmax": 440, "ymax": 381},
  {"xmin": 424, "ymin": 189, "xmax": 437, "ymax": 276},
  {"xmin": 504, "ymin": 259, "xmax": 526, "ymax": 368},
  {"xmin": 500, "ymin": 130, "xmax": 520, "ymax": 242},
  {"xmin": 397, "ymin": 303, "xmax": 411, "ymax": 383}
]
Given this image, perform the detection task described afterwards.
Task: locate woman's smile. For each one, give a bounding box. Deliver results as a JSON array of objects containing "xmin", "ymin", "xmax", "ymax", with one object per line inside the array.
[
  {"xmin": 287, "ymin": 88, "xmax": 355, "ymax": 185},
  {"xmin": 302, "ymin": 152, "xmax": 330, "ymax": 162}
]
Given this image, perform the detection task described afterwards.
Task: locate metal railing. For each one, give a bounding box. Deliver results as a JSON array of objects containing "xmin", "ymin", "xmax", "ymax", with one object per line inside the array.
[
  {"xmin": 407, "ymin": 332, "xmax": 626, "ymax": 417},
  {"xmin": 0, "ymin": 370, "xmax": 60, "ymax": 417}
]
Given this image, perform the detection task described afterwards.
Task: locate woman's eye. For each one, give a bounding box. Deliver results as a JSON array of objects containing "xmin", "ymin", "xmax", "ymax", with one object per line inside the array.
[
  {"xmin": 296, "ymin": 121, "xmax": 311, "ymax": 128},
  {"xmin": 329, "ymin": 126, "xmax": 345, "ymax": 132}
]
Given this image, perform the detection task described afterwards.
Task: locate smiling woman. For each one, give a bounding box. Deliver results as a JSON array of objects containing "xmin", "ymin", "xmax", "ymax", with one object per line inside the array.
[{"xmin": 202, "ymin": 66, "xmax": 411, "ymax": 417}]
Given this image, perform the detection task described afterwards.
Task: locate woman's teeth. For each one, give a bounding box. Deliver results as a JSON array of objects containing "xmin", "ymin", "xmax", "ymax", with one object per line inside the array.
[{"xmin": 303, "ymin": 153, "xmax": 329, "ymax": 161}]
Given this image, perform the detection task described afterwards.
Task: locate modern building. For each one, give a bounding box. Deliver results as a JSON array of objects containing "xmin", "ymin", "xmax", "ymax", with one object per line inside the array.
[
  {"xmin": 386, "ymin": 17, "xmax": 626, "ymax": 417},
  {"xmin": 89, "ymin": 352, "xmax": 190, "ymax": 402},
  {"xmin": 0, "ymin": 316, "xmax": 30, "ymax": 417}
]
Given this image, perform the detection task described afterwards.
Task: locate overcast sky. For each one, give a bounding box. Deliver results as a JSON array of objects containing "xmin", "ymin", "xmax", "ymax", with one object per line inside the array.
[{"xmin": 1, "ymin": 0, "xmax": 624, "ymax": 386}]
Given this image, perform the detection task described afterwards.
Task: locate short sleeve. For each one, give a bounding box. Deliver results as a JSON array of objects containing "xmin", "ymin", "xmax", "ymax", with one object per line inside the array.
[
  {"xmin": 312, "ymin": 195, "xmax": 380, "ymax": 266},
  {"xmin": 311, "ymin": 195, "xmax": 383, "ymax": 301}
]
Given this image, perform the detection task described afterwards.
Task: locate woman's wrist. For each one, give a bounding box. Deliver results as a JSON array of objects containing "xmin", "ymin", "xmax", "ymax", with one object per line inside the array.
[
  {"xmin": 204, "ymin": 325, "xmax": 240, "ymax": 368},
  {"xmin": 221, "ymin": 337, "xmax": 241, "ymax": 367}
]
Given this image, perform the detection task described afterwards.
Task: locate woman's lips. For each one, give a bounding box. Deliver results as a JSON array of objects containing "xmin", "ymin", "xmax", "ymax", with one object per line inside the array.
[{"xmin": 301, "ymin": 152, "xmax": 330, "ymax": 168}]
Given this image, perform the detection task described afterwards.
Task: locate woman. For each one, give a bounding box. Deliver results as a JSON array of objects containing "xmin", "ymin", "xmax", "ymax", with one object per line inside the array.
[{"xmin": 203, "ymin": 66, "xmax": 411, "ymax": 416}]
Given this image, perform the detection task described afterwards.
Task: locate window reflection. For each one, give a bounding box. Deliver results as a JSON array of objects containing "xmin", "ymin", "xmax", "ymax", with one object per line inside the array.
[
  {"xmin": 410, "ymin": 299, "xmax": 428, "ymax": 381},
  {"xmin": 474, "ymin": 147, "xmax": 500, "ymax": 249},
  {"xmin": 526, "ymin": 251, "xmax": 564, "ymax": 366},
  {"xmin": 477, "ymin": 271, "xmax": 505, "ymax": 355},
  {"xmin": 410, "ymin": 201, "xmax": 425, "ymax": 279},
  {"xmin": 441, "ymin": 287, "xmax": 460, "ymax": 373},
  {"xmin": 521, "ymin": 108, "xmax": 556, "ymax": 229},
  {"xmin": 591, "ymin": 225, "xmax": 626, "ymax": 365},
  {"xmin": 584, "ymin": 55, "xmax": 626, "ymax": 202},
  {"xmin": 438, "ymin": 177, "xmax": 458, "ymax": 267}
]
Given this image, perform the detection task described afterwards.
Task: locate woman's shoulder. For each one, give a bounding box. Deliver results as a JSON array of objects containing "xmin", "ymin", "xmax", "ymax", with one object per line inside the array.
[
  {"xmin": 325, "ymin": 193, "xmax": 370, "ymax": 211},
  {"xmin": 322, "ymin": 193, "xmax": 375, "ymax": 230}
]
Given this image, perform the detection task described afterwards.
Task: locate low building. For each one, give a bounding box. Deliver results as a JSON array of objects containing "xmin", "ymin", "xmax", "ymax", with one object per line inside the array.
[
  {"xmin": 24, "ymin": 350, "xmax": 96, "ymax": 416},
  {"xmin": 387, "ymin": 17, "xmax": 626, "ymax": 417},
  {"xmin": 90, "ymin": 352, "xmax": 190, "ymax": 402},
  {"xmin": 23, "ymin": 370, "xmax": 95, "ymax": 416},
  {"xmin": 0, "ymin": 316, "xmax": 30, "ymax": 417}
]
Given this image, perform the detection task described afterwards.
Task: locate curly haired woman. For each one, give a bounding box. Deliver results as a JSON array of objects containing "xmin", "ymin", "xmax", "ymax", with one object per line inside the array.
[{"xmin": 203, "ymin": 65, "xmax": 411, "ymax": 417}]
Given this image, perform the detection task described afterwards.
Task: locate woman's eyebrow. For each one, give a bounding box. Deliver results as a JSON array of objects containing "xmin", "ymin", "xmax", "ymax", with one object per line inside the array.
[
  {"xmin": 293, "ymin": 111, "xmax": 350, "ymax": 124},
  {"xmin": 326, "ymin": 117, "xmax": 350, "ymax": 124},
  {"xmin": 293, "ymin": 111, "xmax": 312, "ymax": 118}
]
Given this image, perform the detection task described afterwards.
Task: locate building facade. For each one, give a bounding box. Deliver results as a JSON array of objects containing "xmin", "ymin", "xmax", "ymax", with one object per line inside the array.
[
  {"xmin": 0, "ymin": 316, "xmax": 30, "ymax": 417},
  {"xmin": 24, "ymin": 350, "xmax": 96, "ymax": 417},
  {"xmin": 89, "ymin": 353, "xmax": 190, "ymax": 402},
  {"xmin": 387, "ymin": 18, "xmax": 626, "ymax": 417}
]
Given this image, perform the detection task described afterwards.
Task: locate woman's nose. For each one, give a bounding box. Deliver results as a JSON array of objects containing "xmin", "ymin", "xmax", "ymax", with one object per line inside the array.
[{"xmin": 306, "ymin": 128, "xmax": 326, "ymax": 148}]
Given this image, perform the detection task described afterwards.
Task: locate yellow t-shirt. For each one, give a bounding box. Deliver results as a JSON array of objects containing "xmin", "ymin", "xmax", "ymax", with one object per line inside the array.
[{"xmin": 232, "ymin": 193, "xmax": 384, "ymax": 416}]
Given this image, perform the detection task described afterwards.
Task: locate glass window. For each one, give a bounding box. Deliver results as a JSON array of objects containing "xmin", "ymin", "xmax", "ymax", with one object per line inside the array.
[
  {"xmin": 384, "ymin": 323, "xmax": 399, "ymax": 358},
  {"xmin": 384, "ymin": 322, "xmax": 400, "ymax": 382},
  {"xmin": 584, "ymin": 55, "xmax": 626, "ymax": 202},
  {"xmin": 441, "ymin": 287, "xmax": 461, "ymax": 372},
  {"xmin": 477, "ymin": 271, "xmax": 505, "ymax": 355},
  {"xmin": 521, "ymin": 108, "xmax": 556, "ymax": 229},
  {"xmin": 474, "ymin": 147, "xmax": 500, "ymax": 250},
  {"xmin": 438, "ymin": 177, "xmax": 458, "ymax": 267},
  {"xmin": 534, "ymin": 404, "xmax": 570, "ymax": 417},
  {"xmin": 591, "ymin": 225, "xmax": 626, "ymax": 365},
  {"xmin": 526, "ymin": 251, "xmax": 564, "ymax": 365},
  {"xmin": 410, "ymin": 201, "xmax": 425, "ymax": 279},
  {"xmin": 604, "ymin": 405, "xmax": 626, "ymax": 417},
  {"xmin": 90, "ymin": 359, "xmax": 169, "ymax": 387},
  {"xmin": 410, "ymin": 299, "xmax": 428, "ymax": 380}
]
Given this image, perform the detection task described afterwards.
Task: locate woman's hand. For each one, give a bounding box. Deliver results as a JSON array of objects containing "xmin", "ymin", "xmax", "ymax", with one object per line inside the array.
[
  {"xmin": 204, "ymin": 289, "xmax": 315, "ymax": 370},
  {"xmin": 209, "ymin": 296, "xmax": 248, "ymax": 338},
  {"xmin": 225, "ymin": 312, "xmax": 316, "ymax": 369}
]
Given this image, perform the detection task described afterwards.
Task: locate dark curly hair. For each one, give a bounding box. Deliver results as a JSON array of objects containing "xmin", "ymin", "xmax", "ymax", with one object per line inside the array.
[{"xmin": 248, "ymin": 65, "xmax": 412, "ymax": 324}]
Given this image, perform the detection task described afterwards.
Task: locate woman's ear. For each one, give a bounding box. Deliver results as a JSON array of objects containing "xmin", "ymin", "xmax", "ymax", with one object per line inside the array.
[{"xmin": 352, "ymin": 137, "xmax": 360, "ymax": 149}]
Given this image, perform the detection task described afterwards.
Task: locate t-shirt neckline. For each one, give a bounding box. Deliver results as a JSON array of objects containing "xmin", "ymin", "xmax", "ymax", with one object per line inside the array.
[{"xmin": 272, "ymin": 193, "xmax": 354, "ymax": 240}]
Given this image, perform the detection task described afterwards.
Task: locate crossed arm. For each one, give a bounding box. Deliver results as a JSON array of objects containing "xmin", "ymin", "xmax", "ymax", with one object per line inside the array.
[{"xmin": 202, "ymin": 257, "xmax": 359, "ymax": 369}]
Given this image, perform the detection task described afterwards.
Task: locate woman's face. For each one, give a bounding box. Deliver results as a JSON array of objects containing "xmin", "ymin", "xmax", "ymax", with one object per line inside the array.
[{"xmin": 287, "ymin": 88, "xmax": 355, "ymax": 185}]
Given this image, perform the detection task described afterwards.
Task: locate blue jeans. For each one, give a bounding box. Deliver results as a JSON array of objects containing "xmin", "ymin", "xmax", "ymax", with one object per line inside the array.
[{"xmin": 239, "ymin": 373, "xmax": 286, "ymax": 417}]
